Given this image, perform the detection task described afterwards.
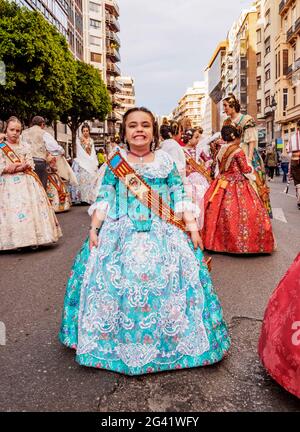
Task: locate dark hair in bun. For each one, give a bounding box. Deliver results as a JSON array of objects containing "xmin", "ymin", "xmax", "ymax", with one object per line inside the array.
[
  {"xmin": 160, "ymin": 124, "xmax": 171, "ymax": 140},
  {"xmin": 170, "ymin": 120, "xmax": 182, "ymax": 137},
  {"xmin": 182, "ymin": 128, "xmax": 197, "ymax": 144},
  {"xmin": 223, "ymin": 94, "xmax": 241, "ymax": 113},
  {"xmin": 221, "ymin": 125, "xmax": 241, "ymax": 142}
]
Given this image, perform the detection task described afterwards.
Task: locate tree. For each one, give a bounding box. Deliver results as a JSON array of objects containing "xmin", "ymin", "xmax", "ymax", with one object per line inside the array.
[
  {"xmin": 60, "ymin": 60, "xmax": 111, "ymax": 157},
  {"xmin": 0, "ymin": 0, "xmax": 76, "ymax": 124}
]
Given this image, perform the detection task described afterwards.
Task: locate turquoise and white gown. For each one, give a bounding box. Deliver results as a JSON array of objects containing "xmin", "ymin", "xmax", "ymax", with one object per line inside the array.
[{"xmin": 59, "ymin": 149, "xmax": 231, "ymax": 375}]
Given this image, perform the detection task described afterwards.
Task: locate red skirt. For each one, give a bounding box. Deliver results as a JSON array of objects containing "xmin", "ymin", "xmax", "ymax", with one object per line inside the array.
[
  {"xmin": 202, "ymin": 178, "xmax": 274, "ymax": 254},
  {"xmin": 258, "ymin": 254, "xmax": 300, "ymax": 398}
]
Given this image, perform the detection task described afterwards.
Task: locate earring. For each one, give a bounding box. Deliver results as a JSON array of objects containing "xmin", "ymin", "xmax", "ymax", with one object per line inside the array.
[{"xmin": 151, "ymin": 140, "xmax": 156, "ymax": 152}]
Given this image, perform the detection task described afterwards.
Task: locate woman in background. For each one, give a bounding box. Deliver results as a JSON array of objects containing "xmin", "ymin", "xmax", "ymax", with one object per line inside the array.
[{"xmin": 71, "ymin": 123, "xmax": 98, "ymax": 204}]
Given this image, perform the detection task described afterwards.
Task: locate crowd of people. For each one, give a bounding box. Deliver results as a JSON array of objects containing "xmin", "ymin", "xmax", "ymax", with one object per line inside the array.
[{"xmin": 0, "ymin": 95, "xmax": 299, "ymax": 398}]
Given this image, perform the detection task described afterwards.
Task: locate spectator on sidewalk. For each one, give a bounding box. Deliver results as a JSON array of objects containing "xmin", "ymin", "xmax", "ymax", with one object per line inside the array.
[
  {"xmin": 281, "ymin": 153, "xmax": 290, "ymax": 183},
  {"xmin": 265, "ymin": 145, "xmax": 278, "ymax": 181}
]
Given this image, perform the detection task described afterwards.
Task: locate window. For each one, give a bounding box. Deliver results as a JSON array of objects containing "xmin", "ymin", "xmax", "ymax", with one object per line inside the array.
[
  {"xmin": 265, "ymin": 67, "xmax": 271, "ymax": 81},
  {"xmin": 91, "ymin": 52, "xmax": 102, "ymax": 62},
  {"xmin": 265, "ymin": 9, "xmax": 271, "ymax": 26},
  {"xmin": 265, "ymin": 91, "xmax": 270, "ymax": 107},
  {"xmin": 283, "ymin": 49, "xmax": 289, "ymax": 75},
  {"xmin": 283, "ymin": 88, "xmax": 288, "ymax": 114},
  {"xmin": 265, "ymin": 36, "xmax": 271, "ymax": 55},
  {"xmin": 257, "ymin": 29, "xmax": 262, "ymax": 44},
  {"xmin": 278, "ymin": 51, "xmax": 281, "ymax": 78},
  {"xmin": 257, "ymin": 99, "xmax": 262, "ymax": 113},
  {"xmin": 293, "ymin": 87, "xmax": 297, "ymax": 106},
  {"xmin": 257, "ymin": 76, "xmax": 261, "ymax": 90},
  {"xmin": 89, "ymin": 35, "xmax": 102, "ymax": 47},
  {"xmin": 89, "ymin": 1, "xmax": 100, "ymax": 12},
  {"xmin": 90, "ymin": 19, "xmax": 101, "ymax": 29},
  {"xmin": 256, "ymin": 52, "xmax": 261, "ymax": 67}
]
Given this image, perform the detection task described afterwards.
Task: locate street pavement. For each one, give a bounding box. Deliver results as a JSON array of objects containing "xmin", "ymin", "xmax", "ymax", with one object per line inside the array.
[{"xmin": 0, "ymin": 177, "xmax": 300, "ymax": 412}]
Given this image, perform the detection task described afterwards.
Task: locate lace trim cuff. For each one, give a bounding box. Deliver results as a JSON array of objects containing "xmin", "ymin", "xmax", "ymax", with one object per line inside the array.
[{"xmin": 88, "ymin": 201, "xmax": 110, "ymax": 217}]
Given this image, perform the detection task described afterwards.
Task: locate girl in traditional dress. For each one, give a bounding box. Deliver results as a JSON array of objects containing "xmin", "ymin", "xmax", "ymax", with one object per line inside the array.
[
  {"xmin": 183, "ymin": 128, "xmax": 211, "ymax": 229},
  {"xmin": 0, "ymin": 117, "xmax": 62, "ymax": 251},
  {"xmin": 202, "ymin": 125, "xmax": 274, "ymax": 255},
  {"xmin": 258, "ymin": 253, "xmax": 300, "ymax": 399},
  {"xmin": 59, "ymin": 107, "xmax": 231, "ymax": 376},
  {"xmin": 70, "ymin": 123, "xmax": 98, "ymax": 204},
  {"xmin": 223, "ymin": 94, "xmax": 272, "ymax": 217},
  {"xmin": 160, "ymin": 121, "xmax": 186, "ymax": 180}
]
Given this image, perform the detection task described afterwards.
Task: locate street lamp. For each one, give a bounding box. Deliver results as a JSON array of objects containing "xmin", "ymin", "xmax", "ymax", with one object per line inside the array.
[{"xmin": 270, "ymin": 95, "xmax": 277, "ymax": 143}]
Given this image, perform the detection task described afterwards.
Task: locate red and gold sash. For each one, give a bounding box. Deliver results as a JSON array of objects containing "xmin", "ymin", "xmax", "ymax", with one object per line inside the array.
[
  {"xmin": 107, "ymin": 151, "xmax": 187, "ymax": 234},
  {"xmin": 47, "ymin": 172, "xmax": 67, "ymax": 205},
  {"xmin": 0, "ymin": 141, "xmax": 44, "ymax": 187},
  {"xmin": 184, "ymin": 149, "xmax": 212, "ymax": 183},
  {"xmin": 107, "ymin": 151, "xmax": 212, "ymax": 271}
]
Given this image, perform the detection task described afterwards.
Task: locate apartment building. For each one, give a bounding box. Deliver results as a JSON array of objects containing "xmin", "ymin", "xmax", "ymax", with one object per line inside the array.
[
  {"xmin": 231, "ymin": 6, "xmax": 258, "ymax": 119},
  {"xmin": 82, "ymin": 0, "xmax": 121, "ymax": 144},
  {"xmin": 206, "ymin": 42, "xmax": 227, "ymax": 132},
  {"xmin": 275, "ymin": 0, "xmax": 300, "ymax": 151},
  {"xmin": 255, "ymin": 0, "xmax": 279, "ymax": 148},
  {"xmin": 114, "ymin": 76, "xmax": 136, "ymax": 128},
  {"xmin": 172, "ymin": 82, "xmax": 206, "ymax": 129}
]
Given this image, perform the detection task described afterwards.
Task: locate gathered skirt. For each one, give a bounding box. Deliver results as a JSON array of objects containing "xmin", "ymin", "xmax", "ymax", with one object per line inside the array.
[
  {"xmin": 0, "ymin": 172, "xmax": 62, "ymax": 250},
  {"xmin": 59, "ymin": 216, "xmax": 231, "ymax": 375}
]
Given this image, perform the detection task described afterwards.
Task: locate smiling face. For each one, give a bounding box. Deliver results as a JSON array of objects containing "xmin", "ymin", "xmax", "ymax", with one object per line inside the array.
[
  {"xmin": 125, "ymin": 111, "xmax": 154, "ymax": 151},
  {"xmin": 6, "ymin": 121, "xmax": 22, "ymax": 144}
]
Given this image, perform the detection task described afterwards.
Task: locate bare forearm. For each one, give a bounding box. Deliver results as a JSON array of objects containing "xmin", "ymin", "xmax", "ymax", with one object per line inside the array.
[{"xmin": 248, "ymin": 141, "xmax": 255, "ymax": 161}]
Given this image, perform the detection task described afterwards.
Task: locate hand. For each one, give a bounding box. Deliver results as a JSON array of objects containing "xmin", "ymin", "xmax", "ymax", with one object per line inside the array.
[
  {"xmin": 5, "ymin": 163, "xmax": 22, "ymax": 174},
  {"xmin": 16, "ymin": 162, "xmax": 30, "ymax": 173},
  {"xmin": 89, "ymin": 230, "xmax": 99, "ymax": 251},
  {"xmin": 190, "ymin": 230, "xmax": 203, "ymax": 250}
]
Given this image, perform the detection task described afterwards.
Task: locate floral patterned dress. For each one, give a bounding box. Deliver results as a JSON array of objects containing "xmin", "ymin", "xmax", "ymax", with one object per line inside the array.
[
  {"xmin": 0, "ymin": 141, "xmax": 62, "ymax": 250},
  {"xmin": 202, "ymin": 145, "xmax": 274, "ymax": 254},
  {"xmin": 224, "ymin": 114, "xmax": 272, "ymax": 217},
  {"xmin": 59, "ymin": 149, "xmax": 231, "ymax": 375}
]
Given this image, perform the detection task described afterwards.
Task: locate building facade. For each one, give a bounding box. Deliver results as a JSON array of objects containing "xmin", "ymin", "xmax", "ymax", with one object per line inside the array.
[
  {"xmin": 114, "ymin": 76, "xmax": 136, "ymax": 129},
  {"xmin": 275, "ymin": 0, "xmax": 300, "ymax": 152},
  {"xmin": 172, "ymin": 82, "xmax": 206, "ymax": 129}
]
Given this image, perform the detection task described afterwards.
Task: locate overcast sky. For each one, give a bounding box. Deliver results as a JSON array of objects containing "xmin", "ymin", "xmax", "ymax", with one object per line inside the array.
[{"xmin": 118, "ymin": 0, "xmax": 253, "ymax": 116}]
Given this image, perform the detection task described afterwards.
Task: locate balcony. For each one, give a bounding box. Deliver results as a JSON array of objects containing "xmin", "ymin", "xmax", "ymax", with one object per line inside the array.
[
  {"xmin": 106, "ymin": 46, "xmax": 121, "ymax": 62},
  {"xmin": 287, "ymin": 24, "xmax": 297, "ymax": 43},
  {"xmin": 295, "ymin": 17, "xmax": 300, "ymax": 34},
  {"xmin": 106, "ymin": 29, "xmax": 121, "ymax": 46},
  {"xmin": 105, "ymin": 12, "xmax": 120, "ymax": 32},
  {"xmin": 107, "ymin": 112, "xmax": 118, "ymax": 123},
  {"xmin": 286, "ymin": 64, "xmax": 293, "ymax": 77},
  {"xmin": 106, "ymin": 62, "xmax": 121, "ymax": 77},
  {"xmin": 279, "ymin": 0, "xmax": 294, "ymax": 15},
  {"xmin": 105, "ymin": 1, "xmax": 119, "ymax": 17}
]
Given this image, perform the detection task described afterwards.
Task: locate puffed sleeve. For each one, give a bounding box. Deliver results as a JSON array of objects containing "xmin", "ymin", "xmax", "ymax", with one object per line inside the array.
[
  {"xmin": 235, "ymin": 150, "xmax": 255, "ymax": 180},
  {"xmin": 88, "ymin": 165, "xmax": 117, "ymax": 217},
  {"xmin": 167, "ymin": 162, "xmax": 200, "ymax": 216},
  {"xmin": 243, "ymin": 122, "xmax": 258, "ymax": 146},
  {"xmin": 22, "ymin": 142, "xmax": 35, "ymax": 169}
]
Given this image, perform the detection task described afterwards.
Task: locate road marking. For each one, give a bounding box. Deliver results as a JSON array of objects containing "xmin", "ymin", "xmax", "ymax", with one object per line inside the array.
[{"xmin": 272, "ymin": 208, "xmax": 288, "ymax": 223}]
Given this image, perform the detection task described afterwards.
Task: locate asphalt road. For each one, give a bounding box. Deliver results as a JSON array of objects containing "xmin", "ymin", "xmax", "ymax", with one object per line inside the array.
[{"xmin": 0, "ymin": 177, "xmax": 300, "ymax": 412}]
